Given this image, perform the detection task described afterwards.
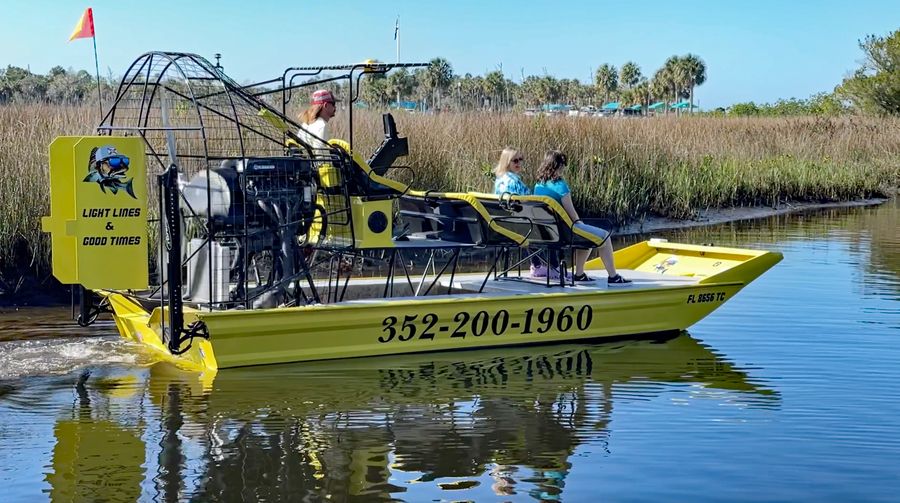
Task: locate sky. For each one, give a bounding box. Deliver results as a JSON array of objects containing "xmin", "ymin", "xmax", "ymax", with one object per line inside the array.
[{"xmin": 1, "ymin": 0, "xmax": 898, "ymax": 108}]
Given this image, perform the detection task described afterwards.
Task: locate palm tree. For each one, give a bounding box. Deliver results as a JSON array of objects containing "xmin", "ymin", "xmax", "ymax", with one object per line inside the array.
[
  {"xmin": 631, "ymin": 79, "xmax": 651, "ymax": 110},
  {"xmin": 484, "ymin": 70, "xmax": 506, "ymax": 110},
  {"xmin": 649, "ymin": 74, "xmax": 668, "ymax": 102},
  {"xmin": 662, "ymin": 56, "xmax": 692, "ymax": 114},
  {"xmin": 662, "ymin": 56, "xmax": 681, "ymax": 102},
  {"xmin": 594, "ymin": 64, "xmax": 618, "ymax": 104},
  {"xmin": 470, "ymin": 75, "xmax": 486, "ymax": 109},
  {"xmin": 681, "ymin": 54, "xmax": 707, "ymax": 112},
  {"xmin": 412, "ymin": 68, "xmax": 428, "ymax": 108},
  {"xmin": 651, "ymin": 68, "xmax": 672, "ymax": 114},
  {"xmin": 504, "ymin": 79, "xmax": 519, "ymax": 109},
  {"xmin": 387, "ymin": 68, "xmax": 415, "ymax": 104},
  {"xmin": 619, "ymin": 62, "xmax": 642, "ymax": 91},
  {"xmin": 536, "ymin": 75, "xmax": 561, "ymax": 105},
  {"xmin": 519, "ymin": 75, "xmax": 543, "ymax": 108},
  {"xmin": 559, "ymin": 78, "xmax": 586, "ymax": 107},
  {"xmin": 361, "ymin": 72, "xmax": 390, "ymax": 107},
  {"xmin": 566, "ymin": 78, "xmax": 583, "ymax": 107},
  {"xmin": 424, "ymin": 57, "xmax": 453, "ymax": 110}
]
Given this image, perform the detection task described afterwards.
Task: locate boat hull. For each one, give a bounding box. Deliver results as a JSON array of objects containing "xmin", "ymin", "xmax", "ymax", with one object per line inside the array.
[
  {"xmin": 200, "ymin": 282, "xmax": 742, "ymax": 368},
  {"xmin": 103, "ymin": 241, "xmax": 782, "ymax": 372}
]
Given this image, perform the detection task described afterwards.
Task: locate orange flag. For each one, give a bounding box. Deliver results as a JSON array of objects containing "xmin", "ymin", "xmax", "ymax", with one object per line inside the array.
[{"xmin": 68, "ymin": 8, "xmax": 95, "ymax": 41}]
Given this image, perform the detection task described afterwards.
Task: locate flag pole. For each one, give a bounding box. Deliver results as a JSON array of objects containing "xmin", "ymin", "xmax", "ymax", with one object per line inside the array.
[
  {"xmin": 91, "ymin": 32, "xmax": 103, "ymax": 122},
  {"xmin": 68, "ymin": 8, "xmax": 102, "ymax": 121},
  {"xmin": 394, "ymin": 16, "xmax": 400, "ymax": 104}
]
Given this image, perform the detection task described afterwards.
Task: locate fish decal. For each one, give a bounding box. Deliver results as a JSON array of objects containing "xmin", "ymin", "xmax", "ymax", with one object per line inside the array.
[
  {"xmin": 654, "ymin": 255, "xmax": 679, "ymax": 274},
  {"xmin": 83, "ymin": 145, "xmax": 136, "ymax": 199}
]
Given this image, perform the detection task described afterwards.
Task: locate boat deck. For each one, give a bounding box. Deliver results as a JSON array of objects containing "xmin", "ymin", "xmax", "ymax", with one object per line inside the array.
[
  {"xmin": 453, "ymin": 268, "xmax": 697, "ymax": 294},
  {"xmin": 339, "ymin": 268, "xmax": 697, "ymax": 304}
]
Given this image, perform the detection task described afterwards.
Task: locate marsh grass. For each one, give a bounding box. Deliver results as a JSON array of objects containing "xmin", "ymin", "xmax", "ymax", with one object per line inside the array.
[
  {"xmin": 1, "ymin": 104, "xmax": 898, "ymax": 291},
  {"xmin": 342, "ymin": 113, "xmax": 899, "ymax": 219}
]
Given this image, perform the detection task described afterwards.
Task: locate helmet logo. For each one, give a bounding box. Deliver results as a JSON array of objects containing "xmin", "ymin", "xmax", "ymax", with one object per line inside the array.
[{"xmin": 83, "ymin": 145, "xmax": 136, "ymax": 199}]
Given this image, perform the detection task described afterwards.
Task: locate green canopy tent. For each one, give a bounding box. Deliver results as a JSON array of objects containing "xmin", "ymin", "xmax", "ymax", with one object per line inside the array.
[
  {"xmin": 601, "ymin": 102, "xmax": 620, "ymax": 110},
  {"xmin": 627, "ymin": 104, "xmax": 642, "ymax": 111},
  {"xmin": 542, "ymin": 103, "xmax": 570, "ymax": 112},
  {"xmin": 647, "ymin": 101, "xmax": 666, "ymax": 110},
  {"xmin": 390, "ymin": 100, "xmax": 418, "ymax": 111},
  {"xmin": 669, "ymin": 101, "xmax": 698, "ymax": 110}
]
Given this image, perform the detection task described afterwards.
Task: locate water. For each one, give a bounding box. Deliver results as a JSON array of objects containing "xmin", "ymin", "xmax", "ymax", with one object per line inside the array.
[{"xmin": 0, "ymin": 200, "xmax": 897, "ymax": 502}]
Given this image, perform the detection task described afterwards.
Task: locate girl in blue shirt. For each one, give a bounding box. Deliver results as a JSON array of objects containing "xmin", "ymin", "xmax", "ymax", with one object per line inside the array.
[
  {"xmin": 493, "ymin": 147, "xmax": 557, "ymax": 278},
  {"xmin": 534, "ymin": 150, "xmax": 631, "ymax": 285}
]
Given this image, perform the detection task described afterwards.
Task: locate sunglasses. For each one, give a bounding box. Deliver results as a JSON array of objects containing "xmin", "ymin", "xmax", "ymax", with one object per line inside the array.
[
  {"xmin": 106, "ymin": 156, "xmax": 130, "ymax": 168},
  {"xmin": 512, "ymin": 157, "xmax": 524, "ymax": 163}
]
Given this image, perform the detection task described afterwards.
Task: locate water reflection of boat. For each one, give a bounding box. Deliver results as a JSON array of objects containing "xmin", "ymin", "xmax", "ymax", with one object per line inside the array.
[
  {"xmin": 46, "ymin": 335, "xmax": 777, "ymax": 500},
  {"xmin": 159, "ymin": 333, "xmax": 776, "ymax": 410}
]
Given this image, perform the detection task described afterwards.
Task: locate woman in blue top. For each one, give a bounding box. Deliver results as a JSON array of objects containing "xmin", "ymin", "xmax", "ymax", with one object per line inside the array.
[
  {"xmin": 493, "ymin": 147, "xmax": 531, "ymax": 195},
  {"xmin": 533, "ymin": 150, "xmax": 631, "ymax": 285},
  {"xmin": 493, "ymin": 147, "xmax": 557, "ymax": 278}
]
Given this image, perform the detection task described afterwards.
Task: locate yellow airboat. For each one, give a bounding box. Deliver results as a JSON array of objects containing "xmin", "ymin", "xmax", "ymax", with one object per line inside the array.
[{"xmin": 41, "ymin": 52, "xmax": 781, "ymax": 373}]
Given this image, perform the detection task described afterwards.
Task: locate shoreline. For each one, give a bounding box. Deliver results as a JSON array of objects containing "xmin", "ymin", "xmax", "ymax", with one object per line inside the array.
[
  {"xmin": 0, "ymin": 197, "xmax": 891, "ymax": 308},
  {"xmin": 612, "ymin": 197, "xmax": 889, "ymax": 236}
]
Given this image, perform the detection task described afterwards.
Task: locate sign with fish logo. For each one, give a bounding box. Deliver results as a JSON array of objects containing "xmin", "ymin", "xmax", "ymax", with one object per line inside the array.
[
  {"xmin": 83, "ymin": 145, "xmax": 136, "ymax": 198},
  {"xmin": 42, "ymin": 136, "xmax": 148, "ymax": 289}
]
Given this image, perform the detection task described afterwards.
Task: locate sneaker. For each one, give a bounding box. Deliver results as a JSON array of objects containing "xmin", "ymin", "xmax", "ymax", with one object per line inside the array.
[
  {"xmin": 572, "ymin": 272, "xmax": 595, "ymax": 282},
  {"xmin": 530, "ymin": 264, "xmax": 549, "ymax": 278},
  {"xmin": 607, "ymin": 274, "xmax": 632, "ymax": 287}
]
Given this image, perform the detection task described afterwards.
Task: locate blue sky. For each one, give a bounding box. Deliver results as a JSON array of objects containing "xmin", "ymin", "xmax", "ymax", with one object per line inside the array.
[{"xmin": 2, "ymin": 0, "xmax": 898, "ymax": 108}]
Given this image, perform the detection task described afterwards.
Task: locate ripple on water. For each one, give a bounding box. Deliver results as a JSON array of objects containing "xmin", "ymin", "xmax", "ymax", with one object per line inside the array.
[
  {"xmin": 0, "ymin": 202, "xmax": 898, "ymax": 502},
  {"xmin": 0, "ymin": 307, "xmax": 118, "ymax": 342},
  {"xmin": 0, "ymin": 337, "xmax": 152, "ymax": 380}
]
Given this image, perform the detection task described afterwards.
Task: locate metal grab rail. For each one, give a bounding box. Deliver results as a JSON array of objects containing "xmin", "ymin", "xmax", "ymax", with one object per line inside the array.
[{"xmin": 363, "ymin": 165, "xmax": 415, "ymax": 198}]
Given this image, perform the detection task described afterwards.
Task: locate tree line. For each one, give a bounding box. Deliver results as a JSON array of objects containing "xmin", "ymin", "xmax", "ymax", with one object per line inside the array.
[
  {"xmin": 724, "ymin": 94, "xmax": 849, "ymax": 117},
  {"xmin": 0, "ymin": 65, "xmax": 116, "ymax": 104},
  {"xmin": 2, "ymin": 28, "xmax": 897, "ymax": 116},
  {"xmin": 725, "ymin": 29, "xmax": 899, "ymax": 117},
  {"xmin": 358, "ymin": 54, "xmax": 707, "ymax": 112}
]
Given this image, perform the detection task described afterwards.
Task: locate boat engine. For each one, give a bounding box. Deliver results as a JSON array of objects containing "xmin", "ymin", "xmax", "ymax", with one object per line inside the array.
[{"xmin": 182, "ymin": 156, "xmax": 317, "ymax": 304}]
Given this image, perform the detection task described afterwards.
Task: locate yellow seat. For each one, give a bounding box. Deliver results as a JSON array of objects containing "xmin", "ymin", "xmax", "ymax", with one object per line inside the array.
[
  {"xmin": 327, "ymin": 141, "xmax": 529, "ymax": 248},
  {"xmin": 469, "ymin": 192, "xmax": 606, "ymax": 248},
  {"xmin": 327, "ymin": 139, "xmax": 410, "ymax": 196}
]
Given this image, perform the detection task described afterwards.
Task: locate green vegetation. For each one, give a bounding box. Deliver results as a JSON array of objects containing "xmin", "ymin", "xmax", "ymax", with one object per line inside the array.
[
  {"xmin": 337, "ymin": 113, "xmax": 897, "ymax": 222},
  {"xmin": 4, "ymin": 28, "xmax": 896, "ymax": 117},
  {"xmin": 2, "ymin": 103, "xmax": 897, "ymax": 297},
  {"xmin": 723, "ymin": 93, "xmax": 849, "ymax": 117},
  {"xmin": 0, "ymin": 65, "xmax": 116, "ymax": 104},
  {"xmin": 727, "ymin": 28, "xmax": 900, "ymax": 117},
  {"xmin": 837, "ymin": 28, "xmax": 900, "ymax": 116},
  {"xmin": 1, "ymin": 54, "xmax": 703, "ymax": 113},
  {"xmin": 2, "ymin": 29, "xmax": 899, "ymax": 298}
]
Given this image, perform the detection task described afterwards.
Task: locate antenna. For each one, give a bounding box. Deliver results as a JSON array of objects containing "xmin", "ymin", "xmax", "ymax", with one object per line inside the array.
[{"xmin": 214, "ymin": 53, "xmax": 223, "ymax": 71}]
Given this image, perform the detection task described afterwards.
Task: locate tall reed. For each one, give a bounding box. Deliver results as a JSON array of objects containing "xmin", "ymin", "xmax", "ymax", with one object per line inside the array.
[
  {"xmin": 333, "ymin": 112, "xmax": 898, "ymax": 222},
  {"xmin": 1, "ymin": 104, "xmax": 898, "ymax": 289}
]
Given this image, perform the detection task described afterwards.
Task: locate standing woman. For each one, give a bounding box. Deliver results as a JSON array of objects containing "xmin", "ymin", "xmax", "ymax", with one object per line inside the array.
[
  {"xmin": 297, "ymin": 89, "xmax": 339, "ymax": 147},
  {"xmin": 493, "ymin": 148, "xmax": 553, "ymax": 278},
  {"xmin": 533, "ymin": 150, "xmax": 631, "ymax": 285}
]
